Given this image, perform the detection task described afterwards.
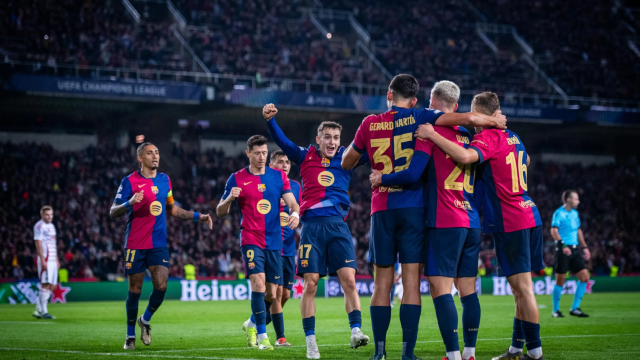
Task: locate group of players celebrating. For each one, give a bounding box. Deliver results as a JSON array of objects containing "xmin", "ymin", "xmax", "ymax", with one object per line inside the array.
[{"xmin": 99, "ymin": 73, "xmax": 589, "ymax": 360}]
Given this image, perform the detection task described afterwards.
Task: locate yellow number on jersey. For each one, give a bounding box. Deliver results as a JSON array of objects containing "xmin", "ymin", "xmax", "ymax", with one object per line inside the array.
[
  {"xmin": 125, "ymin": 249, "xmax": 136, "ymax": 262},
  {"xmin": 393, "ymin": 133, "xmax": 414, "ymax": 172},
  {"xmin": 299, "ymin": 244, "xmax": 312, "ymax": 259},
  {"xmin": 370, "ymin": 134, "xmax": 415, "ymax": 174},
  {"xmin": 246, "ymin": 249, "xmax": 254, "ymax": 262},
  {"xmin": 444, "ymin": 164, "xmax": 475, "ymax": 193},
  {"xmin": 506, "ymin": 151, "xmax": 528, "ymax": 192}
]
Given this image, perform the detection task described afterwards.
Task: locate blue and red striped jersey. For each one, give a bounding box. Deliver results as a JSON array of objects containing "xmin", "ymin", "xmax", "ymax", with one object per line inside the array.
[
  {"xmin": 351, "ymin": 106, "xmax": 443, "ymax": 215},
  {"xmin": 113, "ymin": 171, "xmax": 174, "ymax": 249},
  {"xmin": 222, "ymin": 166, "xmax": 292, "ymax": 250},
  {"xmin": 280, "ymin": 179, "xmax": 301, "ymax": 257}
]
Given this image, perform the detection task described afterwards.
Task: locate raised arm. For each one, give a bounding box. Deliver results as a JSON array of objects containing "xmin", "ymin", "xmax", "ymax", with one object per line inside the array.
[
  {"xmin": 435, "ymin": 111, "xmax": 507, "ymax": 129},
  {"xmin": 263, "ymin": 104, "xmax": 305, "ymax": 163},
  {"xmin": 416, "ymin": 124, "xmax": 478, "ymax": 164}
]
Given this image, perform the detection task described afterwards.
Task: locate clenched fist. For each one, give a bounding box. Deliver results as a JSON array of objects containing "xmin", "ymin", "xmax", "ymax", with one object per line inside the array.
[
  {"xmin": 263, "ymin": 103, "xmax": 278, "ymax": 120},
  {"xmin": 228, "ymin": 187, "xmax": 242, "ymax": 200},
  {"xmin": 128, "ymin": 191, "xmax": 144, "ymax": 206}
]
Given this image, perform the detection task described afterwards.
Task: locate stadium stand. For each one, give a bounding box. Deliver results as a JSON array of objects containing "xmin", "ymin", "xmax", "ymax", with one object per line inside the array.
[{"xmin": 2, "ymin": 141, "xmax": 638, "ymax": 281}]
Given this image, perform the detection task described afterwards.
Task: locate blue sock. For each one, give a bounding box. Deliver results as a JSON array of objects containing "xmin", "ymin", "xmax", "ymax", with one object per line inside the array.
[
  {"xmin": 571, "ymin": 281, "xmax": 587, "ymax": 311},
  {"xmin": 433, "ymin": 294, "xmax": 459, "ymax": 352},
  {"xmin": 272, "ymin": 312, "xmax": 285, "ymax": 339},
  {"xmin": 512, "ymin": 318, "xmax": 525, "ymax": 349},
  {"xmin": 400, "ymin": 304, "xmax": 421, "ymax": 358},
  {"xmin": 552, "ymin": 284, "xmax": 562, "ymax": 313},
  {"xmin": 460, "ymin": 293, "xmax": 480, "ymax": 348},
  {"xmin": 251, "ymin": 292, "xmax": 267, "ymax": 335},
  {"xmin": 126, "ymin": 291, "xmax": 141, "ymax": 337},
  {"xmin": 142, "ymin": 288, "xmax": 166, "ymax": 322},
  {"xmin": 348, "ymin": 309, "xmax": 362, "ymax": 329},
  {"xmin": 370, "ymin": 306, "xmax": 391, "ymax": 356},
  {"xmin": 521, "ymin": 320, "xmax": 541, "ymax": 350},
  {"xmin": 250, "ymin": 313, "xmax": 256, "ymax": 324},
  {"xmin": 302, "ymin": 316, "xmax": 315, "ymax": 336},
  {"xmin": 265, "ymin": 300, "xmax": 273, "ymax": 326}
]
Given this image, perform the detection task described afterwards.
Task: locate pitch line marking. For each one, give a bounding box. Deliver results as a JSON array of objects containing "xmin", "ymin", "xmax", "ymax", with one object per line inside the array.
[
  {"xmin": 0, "ymin": 321, "xmax": 54, "ymax": 325},
  {"xmin": 1, "ymin": 334, "xmax": 638, "ymax": 358}
]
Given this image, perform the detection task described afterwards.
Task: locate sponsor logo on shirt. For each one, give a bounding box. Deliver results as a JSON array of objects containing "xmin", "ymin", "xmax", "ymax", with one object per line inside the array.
[
  {"xmin": 150, "ymin": 201, "xmax": 163, "ymax": 216},
  {"xmin": 256, "ymin": 199, "xmax": 271, "ymax": 214},
  {"xmin": 471, "ymin": 139, "xmax": 488, "ymax": 147},
  {"xmin": 318, "ymin": 171, "xmax": 334, "ymax": 186},
  {"xmin": 456, "ymin": 135, "xmax": 470, "ymax": 144},
  {"xmin": 507, "ymin": 136, "xmax": 521, "ymax": 145},
  {"xmin": 519, "ymin": 200, "xmax": 537, "ymax": 208},
  {"xmin": 280, "ymin": 212, "xmax": 289, "ymax": 226},
  {"xmin": 454, "ymin": 200, "xmax": 473, "ymax": 210},
  {"xmin": 377, "ymin": 186, "xmax": 403, "ymax": 193},
  {"xmin": 151, "ymin": 186, "xmax": 159, "ymax": 194}
]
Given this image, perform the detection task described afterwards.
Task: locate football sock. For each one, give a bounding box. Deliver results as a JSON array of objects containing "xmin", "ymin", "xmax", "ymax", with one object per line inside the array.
[
  {"xmin": 460, "ymin": 293, "xmax": 480, "ymax": 348},
  {"xmin": 142, "ymin": 288, "xmax": 166, "ymax": 323},
  {"xmin": 264, "ymin": 299, "xmax": 273, "ymax": 326},
  {"xmin": 247, "ymin": 316, "xmax": 256, "ymax": 328},
  {"xmin": 348, "ymin": 309, "xmax": 362, "ymax": 329},
  {"xmin": 462, "ymin": 347, "xmax": 475, "ymax": 359},
  {"xmin": 521, "ymin": 320, "xmax": 542, "ymax": 355},
  {"xmin": 302, "ymin": 316, "xmax": 315, "ymax": 336},
  {"xmin": 552, "ymin": 284, "xmax": 562, "ymax": 313},
  {"xmin": 528, "ymin": 347, "xmax": 543, "ymax": 359},
  {"xmin": 370, "ymin": 306, "xmax": 391, "ymax": 356},
  {"xmin": 571, "ymin": 281, "xmax": 587, "ymax": 311},
  {"xmin": 400, "ymin": 304, "xmax": 421, "ymax": 358},
  {"xmin": 39, "ymin": 288, "xmax": 50, "ymax": 314},
  {"xmin": 433, "ymin": 294, "xmax": 460, "ymax": 353},
  {"xmin": 271, "ymin": 312, "xmax": 285, "ymax": 339},
  {"xmin": 511, "ymin": 317, "xmax": 525, "ymax": 350},
  {"xmin": 257, "ymin": 333, "xmax": 268, "ymax": 342},
  {"xmin": 126, "ymin": 291, "xmax": 141, "ymax": 337},
  {"xmin": 251, "ymin": 291, "xmax": 267, "ymax": 335},
  {"xmin": 446, "ymin": 351, "xmax": 462, "ymax": 360}
]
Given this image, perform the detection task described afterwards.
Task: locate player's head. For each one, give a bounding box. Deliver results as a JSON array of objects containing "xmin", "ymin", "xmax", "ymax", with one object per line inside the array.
[
  {"xmin": 40, "ymin": 205, "xmax": 53, "ymax": 223},
  {"xmin": 137, "ymin": 142, "xmax": 159, "ymax": 170},
  {"xmin": 270, "ymin": 150, "xmax": 291, "ymax": 176},
  {"xmin": 316, "ymin": 121, "xmax": 342, "ymax": 159},
  {"xmin": 246, "ymin": 135, "xmax": 269, "ymax": 169},
  {"xmin": 429, "ymin": 80, "xmax": 459, "ymax": 113},
  {"xmin": 471, "ymin": 91, "xmax": 500, "ymax": 132},
  {"xmin": 387, "ymin": 74, "xmax": 419, "ymax": 109},
  {"xmin": 562, "ymin": 189, "xmax": 580, "ymax": 209}
]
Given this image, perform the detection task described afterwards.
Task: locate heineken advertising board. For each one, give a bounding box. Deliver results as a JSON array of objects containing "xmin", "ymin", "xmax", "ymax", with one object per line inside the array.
[{"xmin": 1, "ymin": 276, "xmax": 638, "ymax": 304}]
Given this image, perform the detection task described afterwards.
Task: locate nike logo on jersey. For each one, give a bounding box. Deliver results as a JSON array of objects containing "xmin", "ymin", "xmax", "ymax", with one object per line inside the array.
[
  {"xmin": 244, "ymin": 182, "xmax": 252, "ymax": 185},
  {"xmin": 345, "ymin": 260, "xmax": 355, "ymax": 263},
  {"xmin": 275, "ymin": 276, "xmax": 281, "ymax": 279},
  {"xmin": 289, "ymin": 282, "xmax": 293, "ymax": 285},
  {"xmin": 163, "ymin": 259, "xmax": 169, "ymax": 263},
  {"xmin": 138, "ymin": 184, "xmax": 145, "ymax": 188}
]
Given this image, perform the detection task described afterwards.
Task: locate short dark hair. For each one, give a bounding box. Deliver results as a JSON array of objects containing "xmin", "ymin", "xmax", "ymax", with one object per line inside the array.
[
  {"xmin": 389, "ymin": 74, "xmax": 419, "ymax": 100},
  {"xmin": 317, "ymin": 121, "xmax": 342, "ymax": 135},
  {"xmin": 471, "ymin": 92, "xmax": 500, "ymax": 115},
  {"xmin": 40, "ymin": 205, "xmax": 53, "ymax": 215},
  {"xmin": 137, "ymin": 142, "xmax": 156, "ymax": 157},
  {"xmin": 562, "ymin": 189, "xmax": 578, "ymax": 203},
  {"xmin": 247, "ymin": 135, "xmax": 268, "ymax": 151},
  {"xmin": 270, "ymin": 149, "xmax": 286, "ymax": 163}
]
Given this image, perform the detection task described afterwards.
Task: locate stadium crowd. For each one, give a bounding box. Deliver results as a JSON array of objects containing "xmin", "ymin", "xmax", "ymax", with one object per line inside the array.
[
  {"xmin": 0, "ymin": 0, "xmax": 190, "ymax": 72},
  {"xmin": 1, "ymin": 140, "xmax": 638, "ymax": 281}
]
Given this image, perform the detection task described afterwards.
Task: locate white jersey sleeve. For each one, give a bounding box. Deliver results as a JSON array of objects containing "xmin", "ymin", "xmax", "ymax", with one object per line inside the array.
[{"xmin": 34, "ymin": 221, "xmax": 44, "ymax": 241}]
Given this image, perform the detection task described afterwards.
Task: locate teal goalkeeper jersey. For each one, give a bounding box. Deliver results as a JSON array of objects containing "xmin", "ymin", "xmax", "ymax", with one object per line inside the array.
[{"xmin": 551, "ymin": 206, "xmax": 580, "ymax": 246}]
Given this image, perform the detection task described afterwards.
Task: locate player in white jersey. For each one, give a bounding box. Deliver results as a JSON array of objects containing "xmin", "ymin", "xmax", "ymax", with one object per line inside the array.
[{"xmin": 33, "ymin": 205, "xmax": 59, "ymax": 319}]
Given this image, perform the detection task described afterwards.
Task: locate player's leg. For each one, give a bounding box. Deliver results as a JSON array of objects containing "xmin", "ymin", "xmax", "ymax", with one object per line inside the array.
[
  {"xmin": 256, "ymin": 250, "xmax": 282, "ymax": 349},
  {"xmin": 552, "ymin": 241, "xmax": 568, "ymax": 317},
  {"xmin": 136, "ymin": 248, "xmax": 170, "ymax": 346},
  {"xmin": 425, "ymin": 228, "xmax": 465, "ymax": 360},
  {"xmin": 125, "ymin": 272, "xmax": 144, "ymax": 349},
  {"xmin": 271, "ymin": 285, "xmax": 289, "ymax": 346},
  {"xmin": 34, "ymin": 257, "xmax": 44, "ymax": 318},
  {"xmin": 570, "ymin": 268, "xmax": 590, "ymax": 316},
  {"xmin": 457, "ymin": 229, "xmax": 482, "ymax": 360},
  {"xmin": 301, "ymin": 272, "xmax": 320, "ymax": 359},
  {"xmin": 241, "ymin": 245, "xmax": 270, "ymax": 349},
  {"xmin": 368, "ymin": 210, "xmax": 396, "ymax": 359},
  {"xmin": 329, "ymin": 221, "xmax": 369, "ymax": 349},
  {"xmin": 395, "ymin": 207, "xmax": 426, "ymax": 360},
  {"xmin": 508, "ymin": 273, "xmax": 542, "ymax": 359}
]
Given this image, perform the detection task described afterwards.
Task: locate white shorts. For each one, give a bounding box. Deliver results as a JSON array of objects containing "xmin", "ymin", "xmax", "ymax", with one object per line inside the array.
[{"xmin": 37, "ymin": 258, "xmax": 58, "ymax": 285}]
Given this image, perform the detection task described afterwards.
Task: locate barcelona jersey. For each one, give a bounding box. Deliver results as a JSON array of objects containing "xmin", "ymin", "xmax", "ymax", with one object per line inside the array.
[
  {"xmin": 113, "ymin": 171, "xmax": 174, "ymax": 249},
  {"xmin": 222, "ymin": 166, "xmax": 292, "ymax": 250},
  {"xmin": 280, "ymin": 179, "xmax": 301, "ymax": 257},
  {"xmin": 351, "ymin": 105, "xmax": 443, "ymax": 215},
  {"xmin": 470, "ymin": 129, "xmax": 542, "ymax": 233}
]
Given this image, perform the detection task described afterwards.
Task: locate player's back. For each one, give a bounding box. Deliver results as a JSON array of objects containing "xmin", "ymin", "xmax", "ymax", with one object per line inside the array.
[
  {"xmin": 470, "ymin": 129, "xmax": 541, "ymax": 233},
  {"xmin": 352, "ymin": 106, "xmax": 444, "ymax": 214},
  {"xmin": 34, "ymin": 219, "xmax": 57, "ymax": 261},
  {"xmin": 421, "ymin": 126, "xmax": 480, "ymax": 228}
]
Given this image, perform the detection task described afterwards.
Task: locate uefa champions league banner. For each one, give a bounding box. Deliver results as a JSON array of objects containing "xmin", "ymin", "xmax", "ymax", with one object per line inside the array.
[{"xmin": 6, "ymin": 74, "xmax": 202, "ymax": 104}]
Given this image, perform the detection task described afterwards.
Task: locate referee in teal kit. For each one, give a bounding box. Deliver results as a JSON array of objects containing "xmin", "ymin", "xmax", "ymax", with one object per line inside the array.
[{"xmin": 550, "ymin": 190, "xmax": 591, "ymax": 318}]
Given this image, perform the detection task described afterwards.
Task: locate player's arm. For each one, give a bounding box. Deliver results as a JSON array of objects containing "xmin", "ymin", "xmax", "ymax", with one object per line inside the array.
[
  {"xmin": 342, "ymin": 116, "xmax": 371, "ymax": 170},
  {"xmin": 551, "ymin": 212, "xmax": 572, "ymax": 256},
  {"xmin": 34, "ymin": 239, "xmax": 46, "ymax": 271},
  {"xmin": 370, "ymin": 145, "xmax": 430, "ymax": 187},
  {"xmin": 578, "ymin": 228, "xmax": 590, "ymax": 260},
  {"xmin": 110, "ymin": 191, "xmax": 144, "ymax": 218},
  {"xmin": 263, "ymin": 104, "xmax": 306, "ymax": 163},
  {"xmin": 281, "ymin": 192, "xmax": 300, "ymax": 229},
  {"xmin": 434, "ymin": 110, "xmax": 507, "ymax": 129},
  {"xmin": 342, "ymin": 144, "xmax": 362, "ymax": 170},
  {"xmin": 167, "ymin": 203, "xmax": 213, "ymax": 229},
  {"xmin": 527, "ymin": 155, "xmax": 530, "ymax": 166},
  {"xmin": 216, "ymin": 175, "xmax": 240, "ymax": 218},
  {"xmin": 415, "ymin": 124, "xmax": 479, "ymax": 164}
]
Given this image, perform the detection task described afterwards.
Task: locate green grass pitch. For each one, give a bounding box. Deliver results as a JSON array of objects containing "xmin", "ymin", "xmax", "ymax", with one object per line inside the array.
[{"xmin": 1, "ymin": 293, "xmax": 639, "ymax": 359}]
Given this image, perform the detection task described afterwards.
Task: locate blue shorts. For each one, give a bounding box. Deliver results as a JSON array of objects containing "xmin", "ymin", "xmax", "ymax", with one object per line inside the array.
[
  {"xmin": 494, "ymin": 225, "xmax": 545, "ymax": 277},
  {"xmin": 282, "ymin": 255, "xmax": 296, "ymax": 290},
  {"xmin": 297, "ymin": 216, "xmax": 357, "ymax": 277},
  {"xmin": 241, "ymin": 245, "xmax": 283, "ymax": 285},
  {"xmin": 370, "ymin": 208, "xmax": 426, "ymax": 266},
  {"xmin": 424, "ymin": 228, "xmax": 481, "ymax": 278},
  {"xmin": 124, "ymin": 247, "xmax": 169, "ymax": 275}
]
